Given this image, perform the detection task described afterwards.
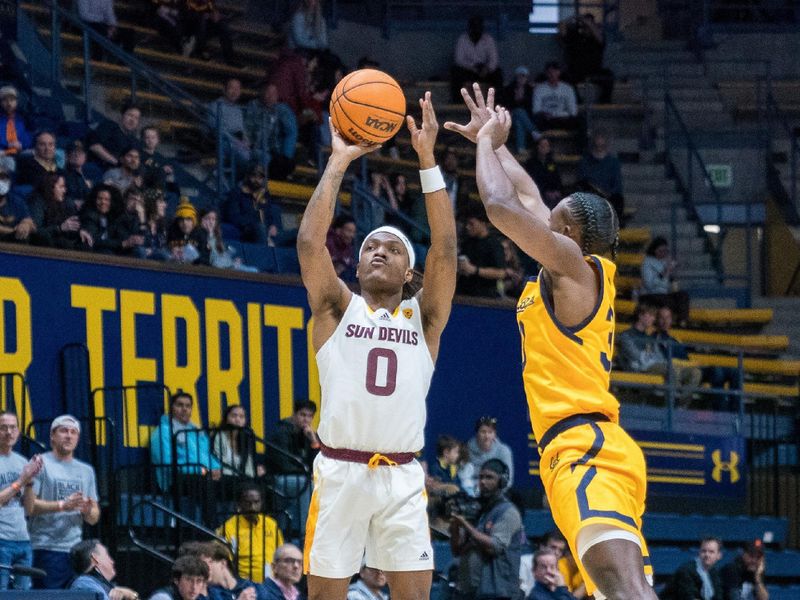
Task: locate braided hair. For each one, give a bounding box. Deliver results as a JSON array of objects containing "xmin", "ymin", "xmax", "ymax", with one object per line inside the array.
[{"xmin": 566, "ymin": 192, "xmax": 620, "ymax": 260}]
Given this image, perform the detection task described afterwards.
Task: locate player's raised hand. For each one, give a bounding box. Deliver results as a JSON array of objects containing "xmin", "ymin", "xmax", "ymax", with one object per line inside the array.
[
  {"xmin": 443, "ymin": 83, "xmax": 495, "ymax": 143},
  {"xmin": 477, "ymin": 107, "xmax": 512, "ymax": 150},
  {"xmin": 406, "ymin": 91, "xmax": 439, "ymax": 164},
  {"xmin": 328, "ymin": 118, "xmax": 381, "ymax": 164}
]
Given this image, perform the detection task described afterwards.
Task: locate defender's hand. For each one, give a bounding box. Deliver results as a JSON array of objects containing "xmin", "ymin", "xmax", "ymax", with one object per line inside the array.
[{"xmin": 443, "ymin": 83, "xmax": 495, "ymax": 144}]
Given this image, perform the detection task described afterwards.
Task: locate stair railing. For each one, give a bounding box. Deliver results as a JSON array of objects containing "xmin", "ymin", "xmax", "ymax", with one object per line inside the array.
[
  {"xmin": 45, "ymin": 0, "xmax": 234, "ymax": 200},
  {"xmin": 663, "ymin": 92, "xmax": 754, "ymax": 306}
]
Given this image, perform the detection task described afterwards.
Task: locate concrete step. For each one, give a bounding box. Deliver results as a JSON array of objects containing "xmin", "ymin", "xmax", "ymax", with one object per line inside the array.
[
  {"xmin": 646, "ymin": 88, "xmax": 720, "ymax": 102},
  {"xmin": 618, "ymin": 63, "xmax": 706, "ymax": 78},
  {"xmin": 625, "ymin": 179, "xmax": 679, "ymax": 194},
  {"xmin": 622, "ymin": 164, "xmax": 668, "ymax": 179},
  {"xmin": 626, "ymin": 192, "xmax": 685, "ymax": 206}
]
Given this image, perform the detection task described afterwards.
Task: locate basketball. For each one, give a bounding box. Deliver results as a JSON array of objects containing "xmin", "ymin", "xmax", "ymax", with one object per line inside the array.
[{"xmin": 329, "ymin": 69, "xmax": 406, "ymax": 146}]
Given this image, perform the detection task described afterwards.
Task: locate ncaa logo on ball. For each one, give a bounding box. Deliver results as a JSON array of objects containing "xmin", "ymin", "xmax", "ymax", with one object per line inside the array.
[{"xmin": 365, "ymin": 115, "xmax": 397, "ymax": 133}]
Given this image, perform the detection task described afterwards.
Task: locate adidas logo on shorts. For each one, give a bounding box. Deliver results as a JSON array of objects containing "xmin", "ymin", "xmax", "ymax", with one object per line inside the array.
[{"xmin": 419, "ymin": 551, "xmax": 429, "ymax": 560}]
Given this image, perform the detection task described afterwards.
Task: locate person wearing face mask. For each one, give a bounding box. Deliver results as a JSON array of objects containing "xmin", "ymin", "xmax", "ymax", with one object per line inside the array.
[
  {"xmin": 0, "ymin": 155, "xmax": 35, "ymax": 243},
  {"xmin": 69, "ymin": 539, "xmax": 140, "ymax": 600},
  {"xmin": 449, "ymin": 459, "xmax": 524, "ymax": 600}
]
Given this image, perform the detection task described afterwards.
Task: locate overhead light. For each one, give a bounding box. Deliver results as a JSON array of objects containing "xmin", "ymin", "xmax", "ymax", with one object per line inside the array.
[{"xmin": 704, "ymin": 225, "xmax": 721, "ymax": 234}]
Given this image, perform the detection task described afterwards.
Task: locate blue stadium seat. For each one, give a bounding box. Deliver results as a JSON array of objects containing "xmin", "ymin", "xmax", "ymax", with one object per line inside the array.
[
  {"xmin": 241, "ymin": 244, "xmax": 276, "ymax": 273},
  {"xmin": 274, "ymin": 246, "xmax": 300, "ymax": 274},
  {"xmin": 649, "ymin": 547, "xmax": 694, "ymax": 575},
  {"xmin": 766, "ymin": 585, "xmax": 800, "ymax": 600},
  {"xmin": 642, "ymin": 513, "xmax": 788, "ymax": 546},
  {"xmin": 522, "ymin": 510, "xmax": 556, "ymax": 539}
]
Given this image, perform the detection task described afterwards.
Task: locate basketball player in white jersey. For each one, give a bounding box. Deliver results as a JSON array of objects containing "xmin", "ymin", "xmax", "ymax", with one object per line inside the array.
[{"xmin": 296, "ymin": 92, "xmax": 456, "ymax": 600}]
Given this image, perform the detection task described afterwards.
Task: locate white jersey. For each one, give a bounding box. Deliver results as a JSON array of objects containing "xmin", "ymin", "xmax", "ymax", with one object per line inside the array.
[{"xmin": 316, "ymin": 294, "xmax": 434, "ymax": 453}]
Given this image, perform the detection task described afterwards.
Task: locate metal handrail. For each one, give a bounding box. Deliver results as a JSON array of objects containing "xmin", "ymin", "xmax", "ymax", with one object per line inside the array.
[
  {"xmin": 46, "ymin": 1, "xmax": 234, "ymax": 199},
  {"xmin": 663, "ymin": 92, "xmax": 742, "ymax": 286},
  {"xmin": 351, "ymin": 180, "xmax": 431, "ymax": 241},
  {"xmin": 766, "ymin": 91, "xmax": 800, "ymax": 213},
  {"xmin": 127, "ymin": 498, "xmax": 231, "ymax": 565}
]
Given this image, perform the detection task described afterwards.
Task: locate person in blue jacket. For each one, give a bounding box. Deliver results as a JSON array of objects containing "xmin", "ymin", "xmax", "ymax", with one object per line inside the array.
[{"xmin": 149, "ymin": 391, "xmax": 221, "ymax": 492}]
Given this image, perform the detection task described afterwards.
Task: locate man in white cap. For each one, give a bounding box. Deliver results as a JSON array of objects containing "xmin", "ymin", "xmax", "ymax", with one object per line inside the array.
[
  {"xmin": 0, "ymin": 85, "xmax": 32, "ymax": 156},
  {"xmin": 297, "ymin": 92, "xmax": 457, "ymax": 600},
  {"xmin": 29, "ymin": 415, "xmax": 100, "ymax": 589}
]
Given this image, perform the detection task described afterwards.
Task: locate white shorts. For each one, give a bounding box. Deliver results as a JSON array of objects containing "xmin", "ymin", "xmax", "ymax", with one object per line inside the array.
[{"xmin": 303, "ymin": 453, "xmax": 433, "ymax": 578}]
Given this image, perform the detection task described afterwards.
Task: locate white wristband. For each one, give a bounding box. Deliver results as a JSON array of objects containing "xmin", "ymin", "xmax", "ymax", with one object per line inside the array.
[{"xmin": 419, "ymin": 166, "xmax": 446, "ymax": 194}]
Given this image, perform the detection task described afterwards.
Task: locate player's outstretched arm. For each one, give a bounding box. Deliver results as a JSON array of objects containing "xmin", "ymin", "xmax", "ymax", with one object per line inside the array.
[
  {"xmin": 297, "ymin": 122, "xmax": 379, "ymax": 334},
  {"xmin": 444, "ymin": 84, "xmax": 550, "ymax": 223},
  {"xmin": 408, "ymin": 93, "xmax": 457, "ymax": 359},
  {"xmin": 476, "ymin": 109, "xmax": 585, "ymax": 277}
]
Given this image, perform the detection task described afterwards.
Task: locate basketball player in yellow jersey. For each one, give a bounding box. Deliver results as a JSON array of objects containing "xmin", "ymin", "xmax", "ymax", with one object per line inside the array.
[
  {"xmin": 444, "ymin": 86, "xmax": 656, "ymax": 600},
  {"xmin": 297, "ymin": 92, "xmax": 456, "ymax": 600}
]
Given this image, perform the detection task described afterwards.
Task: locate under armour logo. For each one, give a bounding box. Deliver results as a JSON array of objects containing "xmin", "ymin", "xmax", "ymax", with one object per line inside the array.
[
  {"xmin": 711, "ymin": 449, "xmax": 740, "ymax": 483},
  {"xmin": 419, "ymin": 551, "xmax": 429, "ymax": 560}
]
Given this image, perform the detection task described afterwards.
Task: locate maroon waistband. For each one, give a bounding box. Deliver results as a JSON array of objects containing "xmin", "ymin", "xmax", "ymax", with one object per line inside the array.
[{"xmin": 320, "ymin": 443, "xmax": 415, "ymax": 466}]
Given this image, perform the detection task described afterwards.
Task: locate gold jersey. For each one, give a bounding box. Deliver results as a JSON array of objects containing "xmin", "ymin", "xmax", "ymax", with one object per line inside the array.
[{"xmin": 516, "ymin": 255, "xmax": 620, "ymax": 443}]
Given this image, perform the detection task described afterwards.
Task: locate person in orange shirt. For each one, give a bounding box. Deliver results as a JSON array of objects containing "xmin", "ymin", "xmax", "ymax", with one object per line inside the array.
[{"xmin": 0, "ymin": 86, "xmax": 32, "ymax": 156}]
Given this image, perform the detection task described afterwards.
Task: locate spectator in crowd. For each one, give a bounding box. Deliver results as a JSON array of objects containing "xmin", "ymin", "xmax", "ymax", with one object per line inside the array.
[
  {"xmin": 465, "ymin": 416, "xmax": 514, "ymax": 496},
  {"xmin": 501, "ymin": 238, "xmax": 526, "ymax": 298},
  {"xmin": 450, "ymin": 458, "xmax": 523, "ymax": 599},
  {"xmin": 220, "ymin": 164, "xmax": 281, "ymax": 245},
  {"xmin": 149, "ymin": 555, "xmax": 210, "ymax": 600},
  {"xmin": 577, "ymin": 130, "xmax": 624, "ymax": 221},
  {"xmin": 426, "ymin": 434, "xmax": 468, "ymax": 529},
  {"xmin": 81, "ymin": 183, "xmax": 133, "ymax": 255},
  {"xmin": 532, "ymin": 62, "xmax": 579, "ymax": 132},
  {"xmin": 457, "ymin": 207, "xmax": 507, "ymax": 298},
  {"xmin": 151, "ymin": 0, "xmax": 189, "ymax": 54},
  {"xmin": 112, "ymin": 186, "xmax": 149, "ymax": 256},
  {"xmin": 208, "ymin": 78, "xmax": 251, "ymax": 167},
  {"xmin": 558, "ymin": 13, "xmax": 613, "ymax": 104},
  {"xmin": 198, "ymin": 541, "xmax": 258, "ymax": 600},
  {"xmin": 184, "ymin": 0, "xmax": 238, "ymax": 65},
  {"xmin": 0, "ymin": 85, "xmax": 32, "ymax": 156},
  {"xmin": 655, "ymin": 306, "xmax": 741, "ymax": 411},
  {"xmin": 30, "ymin": 415, "xmax": 100, "ymax": 590},
  {"xmin": 616, "ymin": 302, "xmax": 701, "ymax": 406},
  {"xmin": 69, "ymin": 539, "xmax": 140, "ymax": 600},
  {"xmin": 267, "ymin": 400, "xmax": 318, "ymax": 533},
  {"xmin": 661, "ymin": 537, "xmax": 723, "ymax": 600},
  {"xmin": 325, "ymin": 214, "xmax": 357, "ymax": 280},
  {"xmin": 16, "ymin": 131, "xmax": 61, "ymax": 187},
  {"xmin": 640, "ymin": 236, "xmax": 691, "ymax": 327},
  {"xmin": 347, "ymin": 564, "xmax": 388, "ymax": 600},
  {"xmin": 211, "ymin": 405, "xmax": 263, "ymax": 477},
  {"xmin": 288, "ymin": 0, "xmax": 328, "ymax": 52},
  {"xmin": 219, "ymin": 484, "xmax": 284, "ymax": 584},
  {"xmin": 441, "ymin": 146, "xmax": 467, "ymax": 214},
  {"xmin": 27, "ymin": 172, "xmax": 91, "ymax": 249},
  {"xmin": 244, "ymin": 82, "xmax": 298, "ymax": 181},
  {"xmin": 521, "ymin": 530, "xmax": 566, "ymax": 596},
  {"xmin": 0, "ymin": 412, "xmax": 43, "ymax": 591},
  {"xmin": 503, "ymin": 67, "xmax": 539, "ymax": 154},
  {"xmin": 199, "ymin": 208, "xmax": 258, "ymax": 272},
  {"xmin": 525, "ymin": 136, "xmax": 563, "ymax": 209},
  {"xmin": 0, "ymin": 156, "xmax": 35, "ymax": 243},
  {"xmin": 526, "ymin": 549, "xmax": 575, "ymax": 600},
  {"xmin": 365, "ymin": 170, "xmax": 395, "ymax": 231},
  {"xmin": 140, "ymin": 126, "xmax": 178, "ymax": 194},
  {"xmin": 261, "ymin": 543, "xmax": 304, "ymax": 600},
  {"xmin": 451, "ymin": 16, "xmax": 502, "ymax": 102},
  {"xmin": 140, "ymin": 187, "xmax": 171, "ymax": 261},
  {"xmin": 167, "ymin": 198, "xmax": 210, "ymax": 265},
  {"xmin": 387, "ymin": 172, "xmax": 429, "ymax": 248},
  {"xmin": 720, "ymin": 541, "xmax": 768, "ymax": 600},
  {"xmin": 64, "ymin": 141, "xmax": 93, "ymax": 210},
  {"xmin": 87, "ymin": 101, "xmax": 141, "ymax": 169},
  {"xmin": 76, "ymin": 0, "xmax": 136, "ymax": 57},
  {"xmin": 268, "ymin": 48, "xmax": 316, "ymax": 119},
  {"xmin": 149, "ymin": 391, "xmax": 221, "ymax": 491}
]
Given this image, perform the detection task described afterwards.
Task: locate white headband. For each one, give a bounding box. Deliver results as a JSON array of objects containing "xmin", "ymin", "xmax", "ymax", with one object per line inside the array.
[{"xmin": 359, "ymin": 226, "xmax": 416, "ymax": 269}]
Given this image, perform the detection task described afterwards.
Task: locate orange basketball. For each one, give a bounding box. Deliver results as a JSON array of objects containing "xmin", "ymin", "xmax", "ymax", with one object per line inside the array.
[{"xmin": 329, "ymin": 69, "xmax": 406, "ymax": 145}]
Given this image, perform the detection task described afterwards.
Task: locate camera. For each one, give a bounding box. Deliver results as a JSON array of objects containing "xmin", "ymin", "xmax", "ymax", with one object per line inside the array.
[{"xmin": 443, "ymin": 492, "xmax": 482, "ymax": 523}]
